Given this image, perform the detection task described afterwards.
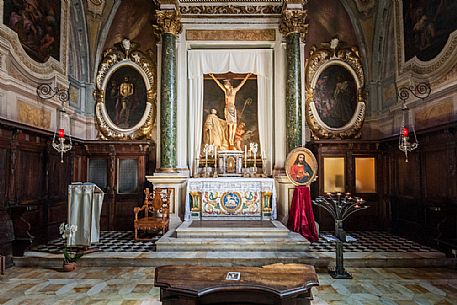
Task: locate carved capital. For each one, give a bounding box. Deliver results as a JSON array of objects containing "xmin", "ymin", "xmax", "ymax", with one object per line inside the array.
[
  {"xmin": 279, "ymin": 9, "xmax": 308, "ymax": 41},
  {"xmin": 155, "ymin": 10, "xmax": 182, "ymax": 36}
]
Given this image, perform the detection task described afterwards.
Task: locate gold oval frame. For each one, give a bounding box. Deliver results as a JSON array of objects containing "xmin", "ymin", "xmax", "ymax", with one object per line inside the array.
[
  {"xmin": 95, "ymin": 39, "xmax": 156, "ymax": 140},
  {"xmin": 285, "ymin": 147, "xmax": 318, "ymax": 186},
  {"xmin": 305, "ymin": 38, "xmax": 366, "ymax": 139}
]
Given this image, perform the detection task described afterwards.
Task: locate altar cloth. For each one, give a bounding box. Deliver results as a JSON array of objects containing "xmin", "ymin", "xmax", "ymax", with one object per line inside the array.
[{"xmin": 185, "ymin": 177, "xmax": 276, "ymax": 221}]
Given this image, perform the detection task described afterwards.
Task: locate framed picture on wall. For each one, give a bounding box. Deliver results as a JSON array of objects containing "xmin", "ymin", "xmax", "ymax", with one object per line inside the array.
[
  {"xmin": 94, "ymin": 39, "xmax": 156, "ymax": 140},
  {"xmin": 305, "ymin": 38, "xmax": 366, "ymax": 139},
  {"xmin": 394, "ymin": 1, "xmax": 457, "ymax": 80}
]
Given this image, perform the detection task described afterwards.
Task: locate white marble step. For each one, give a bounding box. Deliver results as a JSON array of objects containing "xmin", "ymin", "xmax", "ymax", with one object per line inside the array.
[
  {"xmin": 175, "ymin": 220, "xmax": 290, "ymax": 238},
  {"xmin": 16, "ymin": 250, "xmax": 452, "ymax": 268},
  {"xmin": 155, "ymin": 232, "xmax": 309, "ymax": 252}
]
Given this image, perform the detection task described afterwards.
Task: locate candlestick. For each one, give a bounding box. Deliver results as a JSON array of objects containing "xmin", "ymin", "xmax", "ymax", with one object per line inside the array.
[
  {"xmin": 214, "ymin": 146, "xmax": 218, "ymax": 171},
  {"xmin": 250, "ymin": 143, "xmax": 258, "ymax": 175},
  {"xmin": 204, "ymin": 144, "xmax": 208, "ymax": 177},
  {"xmin": 244, "ymin": 145, "xmax": 247, "ymax": 169}
]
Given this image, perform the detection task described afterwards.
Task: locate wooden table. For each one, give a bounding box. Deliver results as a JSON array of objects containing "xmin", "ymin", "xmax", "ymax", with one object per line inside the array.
[{"xmin": 154, "ymin": 265, "xmax": 319, "ymax": 305}]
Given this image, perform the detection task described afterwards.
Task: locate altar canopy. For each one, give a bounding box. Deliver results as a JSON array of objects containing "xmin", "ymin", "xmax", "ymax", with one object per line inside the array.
[
  {"xmin": 185, "ymin": 177, "xmax": 277, "ymax": 221},
  {"xmin": 188, "ymin": 49, "xmax": 273, "ymax": 176},
  {"xmin": 66, "ymin": 183, "xmax": 104, "ymax": 247}
]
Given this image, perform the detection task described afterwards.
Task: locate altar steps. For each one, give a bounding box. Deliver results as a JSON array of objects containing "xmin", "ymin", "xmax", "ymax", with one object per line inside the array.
[
  {"xmin": 175, "ymin": 220, "xmax": 290, "ymax": 238},
  {"xmin": 156, "ymin": 220, "xmax": 309, "ymax": 252},
  {"xmin": 156, "ymin": 234, "xmax": 307, "ymax": 252}
]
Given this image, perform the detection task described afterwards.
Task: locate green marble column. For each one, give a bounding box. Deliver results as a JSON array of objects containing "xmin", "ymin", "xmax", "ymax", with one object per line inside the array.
[
  {"xmin": 286, "ymin": 32, "xmax": 302, "ymax": 153},
  {"xmin": 160, "ymin": 33, "xmax": 177, "ymax": 171}
]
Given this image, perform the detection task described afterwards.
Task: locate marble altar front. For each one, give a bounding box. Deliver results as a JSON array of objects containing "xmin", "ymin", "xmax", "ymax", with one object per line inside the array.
[{"xmin": 185, "ymin": 177, "xmax": 276, "ymax": 221}]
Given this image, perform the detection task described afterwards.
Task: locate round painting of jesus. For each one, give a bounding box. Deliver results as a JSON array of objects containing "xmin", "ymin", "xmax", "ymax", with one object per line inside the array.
[{"xmin": 285, "ymin": 147, "xmax": 318, "ymax": 186}]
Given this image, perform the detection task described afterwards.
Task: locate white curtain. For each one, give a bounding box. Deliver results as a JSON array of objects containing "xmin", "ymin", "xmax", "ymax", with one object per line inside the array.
[{"xmin": 188, "ymin": 49, "xmax": 273, "ymax": 175}]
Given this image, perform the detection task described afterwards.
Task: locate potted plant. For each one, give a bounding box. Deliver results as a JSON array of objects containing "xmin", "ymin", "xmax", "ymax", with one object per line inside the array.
[{"xmin": 59, "ymin": 223, "xmax": 84, "ymax": 272}]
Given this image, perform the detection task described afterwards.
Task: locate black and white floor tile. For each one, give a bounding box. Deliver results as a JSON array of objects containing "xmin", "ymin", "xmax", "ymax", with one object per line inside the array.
[
  {"xmin": 309, "ymin": 231, "xmax": 438, "ymax": 252},
  {"xmin": 32, "ymin": 231, "xmax": 159, "ymax": 253},
  {"xmin": 31, "ymin": 230, "xmax": 438, "ymax": 253}
]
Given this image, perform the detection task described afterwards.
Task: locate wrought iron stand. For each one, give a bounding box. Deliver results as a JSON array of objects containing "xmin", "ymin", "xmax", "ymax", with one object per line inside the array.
[{"xmin": 313, "ymin": 193, "xmax": 369, "ymax": 279}]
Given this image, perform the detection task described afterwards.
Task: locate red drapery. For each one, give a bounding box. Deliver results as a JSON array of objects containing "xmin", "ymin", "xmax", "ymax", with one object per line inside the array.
[{"xmin": 287, "ymin": 185, "xmax": 319, "ymax": 242}]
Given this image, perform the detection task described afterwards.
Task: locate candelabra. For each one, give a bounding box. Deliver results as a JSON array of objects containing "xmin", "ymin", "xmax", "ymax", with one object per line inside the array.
[
  {"xmin": 397, "ymin": 82, "xmax": 431, "ymax": 162},
  {"xmin": 249, "ymin": 142, "xmax": 258, "ymax": 175},
  {"xmin": 37, "ymin": 84, "xmax": 72, "ymax": 163},
  {"xmin": 203, "ymin": 144, "xmax": 214, "ymax": 177},
  {"xmin": 313, "ymin": 192, "xmax": 369, "ymax": 279}
]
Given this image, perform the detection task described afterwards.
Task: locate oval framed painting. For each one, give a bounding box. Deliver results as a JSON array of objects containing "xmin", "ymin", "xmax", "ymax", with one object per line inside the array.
[
  {"xmin": 95, "ymin": 39, "xmax": 156, "ymax": 140},
  {"xmin": 305, "ymin": 38, "xmax": 366, "ymax": 139},
  {"xmin": 285, "ymin": 147, "xmax": 318, "ymax": 186}
]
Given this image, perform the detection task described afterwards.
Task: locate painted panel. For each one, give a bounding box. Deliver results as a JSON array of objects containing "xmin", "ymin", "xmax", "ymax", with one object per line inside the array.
[
  {"xmin": 3, "ymin": 0, "xmax": 61, "ymax": 62},
  {"xmin": 202, "ymin": 73, "xmax": 259, "ymax": 153},
  {"xmin": 105, "ymin": 66, "xmax": 147, "ymax": 129},
  {"xmin": 403, "ymin": 0, "xmax": 457, "ymax": 62},
  {"xmin": 313, "ymin": 65, "xmax": 357, "ymax": 129}
]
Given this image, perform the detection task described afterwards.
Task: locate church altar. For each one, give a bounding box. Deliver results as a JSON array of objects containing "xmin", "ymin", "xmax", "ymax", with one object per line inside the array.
[{"xmin": 185, "ymin": 177, "xmax": 276, "ymax": 221}]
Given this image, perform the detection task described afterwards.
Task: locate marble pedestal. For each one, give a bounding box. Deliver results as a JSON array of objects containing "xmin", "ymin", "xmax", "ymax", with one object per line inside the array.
[{"xmin": 146, "ymin": 173, "xmax": 188, "ymax": 220}]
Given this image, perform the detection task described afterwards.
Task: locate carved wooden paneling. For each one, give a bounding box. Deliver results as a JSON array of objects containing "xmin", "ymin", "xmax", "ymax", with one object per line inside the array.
[
  {"xmin": 312, "ymin": 140, "xmax": 383, "ymax": 231},
  {"xmin": 48, "ymin": 153, "xmax": 70, "ymax": 200},
  {"xmin": 16, "ymin": 150, "xmax": 45, "ymax": 204},
  {"xmin": 397, "ymin": 152, "xmax": 421, "ymax": 198},
  {"xmin": 386, "ymin": 124, "xmax": 457, "ymax": 249},
  {"xmin": 80, "ymin": 141, "xmax": 150, "ymax": 231},
  {"xmin": 0, "ymin": 148, "xmax": 8, "ymax": 209},
  {"xmin": 423, "ymin": 148, "xmax": 449, "ymax": 201}
]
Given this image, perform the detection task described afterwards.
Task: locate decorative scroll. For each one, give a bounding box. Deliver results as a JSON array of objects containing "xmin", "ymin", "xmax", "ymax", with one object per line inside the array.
[
  {"xmin": 187, "ymin": 29, "xmax": 275, "ymax": 41},
  {"xmin": 305, "ymin": 38, "xmax": 366, "ymax": 139},
  {"xmin": 95, "ymin": 39, "xmax": 156, "ymax": 140},
  {"xmin": 180, "ymin": 5, "xmax": 282, "ymax": 15}
]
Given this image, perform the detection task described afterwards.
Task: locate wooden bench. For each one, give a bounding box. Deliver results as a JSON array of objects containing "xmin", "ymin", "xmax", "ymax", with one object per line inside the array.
[
  {"xmin": 155, "ymin": 264, "xmax": 319, "ymax": 305},
  {"xmin": 134, "ymin": 187, "xmax": 172, "ymax": 240}
]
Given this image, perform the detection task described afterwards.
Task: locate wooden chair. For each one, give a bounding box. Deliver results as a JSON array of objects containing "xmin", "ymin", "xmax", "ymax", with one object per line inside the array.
[{"xmin": 134, "ymin": 187, "xmax": 172, "ymax": 240}]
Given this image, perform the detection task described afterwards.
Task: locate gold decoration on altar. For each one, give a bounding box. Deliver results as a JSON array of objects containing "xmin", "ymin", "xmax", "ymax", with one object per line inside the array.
[
  {"xmin": 305, "ymin": 38, "xmax": 366, "ymax": 139},
  {"xmin": 94, "ymin": 39, "xmax": 156, "ymax": 140},
  {"xmin": 155, "ymin": 10, "xmax": 182, "ymax": 36}
]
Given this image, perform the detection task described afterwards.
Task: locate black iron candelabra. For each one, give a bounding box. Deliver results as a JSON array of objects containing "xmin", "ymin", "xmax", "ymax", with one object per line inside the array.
[{"xmin": 313, "ymin": 192, "xmax": 369, "ymax": 279}]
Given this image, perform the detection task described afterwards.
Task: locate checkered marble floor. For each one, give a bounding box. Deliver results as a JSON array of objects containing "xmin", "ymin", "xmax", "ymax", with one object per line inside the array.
[
  {"xmin": 309, "ymin": 231, "xmax": 438, "ymax": 253},
  {"xmin": 32, "ymin": 231, "xmax": 159, "ymax": 253},
  {"xmin": 31, "ymin": 230, "xmax": 438, "ymax": 254},
  {"xmin": 1, "ymin": 267, "xmax": 457, "ymax": 304}
]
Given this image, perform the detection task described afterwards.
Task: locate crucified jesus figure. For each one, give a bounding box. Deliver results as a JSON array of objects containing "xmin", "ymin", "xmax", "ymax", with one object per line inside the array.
[{"xmin": 209, "ymin": 72, "xmax": 252, "ymax": 150}]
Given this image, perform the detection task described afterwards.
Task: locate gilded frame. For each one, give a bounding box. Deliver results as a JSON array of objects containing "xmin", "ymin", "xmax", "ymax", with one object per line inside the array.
[
  {"xmin": 95, "ymin": 39, "xmax": 156, "ymax": 140},
  {"xmin": 285, "ymin": 147, "xmax": 318, "ymax": 186},
  {"xmin": 305, "ymin": 38, "xmax": 366, "ymax": 139}
]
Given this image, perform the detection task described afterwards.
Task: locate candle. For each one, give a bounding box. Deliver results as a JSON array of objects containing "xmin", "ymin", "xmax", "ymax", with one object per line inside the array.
[
  {"xmin": 402, "ymin": 127, "xmax": 409, "ymax": 137},
  {"xmin": 58, "ymin": 129, "xmax": 65, "ymax": 138},
  {"xmin": 214, "ymin": 146, "xmax": 218, "ymax": 168},
  {"xmin": 244, "ymin": 145, "xmax": 247, "ymax": 160}
]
